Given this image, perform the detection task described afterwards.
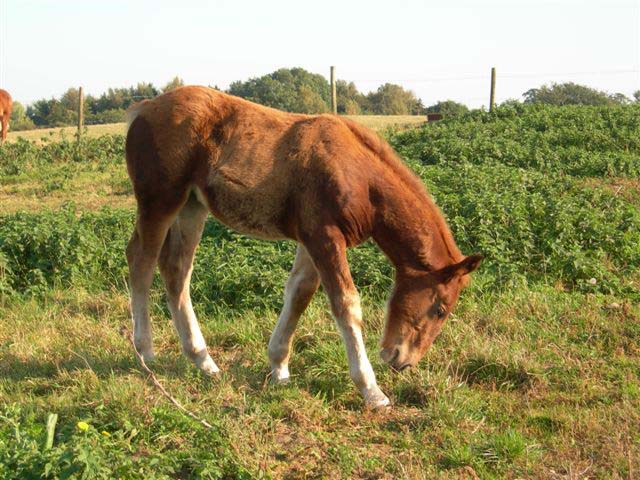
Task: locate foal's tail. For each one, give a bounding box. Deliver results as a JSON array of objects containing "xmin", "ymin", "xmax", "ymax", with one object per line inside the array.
[{"xmin": 126, "ymin": 100, "xmax": 149, "ymax": 131}]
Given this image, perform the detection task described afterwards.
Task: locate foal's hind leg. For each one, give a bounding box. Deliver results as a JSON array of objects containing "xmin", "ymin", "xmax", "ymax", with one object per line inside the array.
[
  {"xmin": 127, "ymin": 213, "xmax": 176, "ymax": 362},
  {"xmin": 158, "ymin": 195, "xmax": 219, "ymax": 375},
  {"xmin": 268, "ymin": 245, "xmax": 320, "ymax": 383}
]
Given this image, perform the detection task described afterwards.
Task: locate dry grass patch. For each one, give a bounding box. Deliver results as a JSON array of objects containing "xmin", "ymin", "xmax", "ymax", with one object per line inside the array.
[
  {"xmin": 583, "ymin": 176, "xmax": 640, "ymax": 205},
  {"xmin": 6, "ymin": 123, "xmax": 127, "ymax": 144}
]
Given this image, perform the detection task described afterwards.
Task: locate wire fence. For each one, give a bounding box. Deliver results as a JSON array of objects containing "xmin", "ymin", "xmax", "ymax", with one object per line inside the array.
[
  {"xmin": 348, "ymin": 68, "xmax": 640, "ymax": 107},
  {"xmin": 349, "ymin": 69, "xmax": 639, "ymax": 83}
]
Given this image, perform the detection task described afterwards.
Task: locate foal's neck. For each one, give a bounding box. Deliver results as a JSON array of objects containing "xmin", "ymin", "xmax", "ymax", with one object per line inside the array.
[{"xmin": 371, "ymin": 177, "xmax": 462, "ymax": 275}]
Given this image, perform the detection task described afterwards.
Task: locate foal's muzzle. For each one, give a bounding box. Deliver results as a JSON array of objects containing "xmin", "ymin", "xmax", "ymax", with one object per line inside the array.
[{"xmin": 380, "ymin": 346, "xmax": 413, "ymax": 372}]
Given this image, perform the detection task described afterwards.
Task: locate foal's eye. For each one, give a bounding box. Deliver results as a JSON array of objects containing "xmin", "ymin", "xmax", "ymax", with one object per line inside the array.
[{"xmin": 436, "ymin": 305, "xmax": 447, "ymax": 318}]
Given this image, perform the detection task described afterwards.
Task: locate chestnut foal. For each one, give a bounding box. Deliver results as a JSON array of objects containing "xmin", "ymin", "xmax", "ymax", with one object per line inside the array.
[{"xmin": 125, "ymin": 86, "xmax": 481, "ymax": 408}]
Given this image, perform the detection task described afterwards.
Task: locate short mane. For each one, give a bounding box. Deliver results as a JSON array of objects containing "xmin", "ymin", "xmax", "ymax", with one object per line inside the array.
[{"xmin": 339, "ymin": 117, "xmax": 463, "ymax": 264}]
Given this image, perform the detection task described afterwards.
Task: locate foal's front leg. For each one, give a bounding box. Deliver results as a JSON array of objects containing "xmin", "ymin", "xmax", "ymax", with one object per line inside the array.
[{"xmin": 306, "ymin": 235, "xmax": 390, "ymax": 408}]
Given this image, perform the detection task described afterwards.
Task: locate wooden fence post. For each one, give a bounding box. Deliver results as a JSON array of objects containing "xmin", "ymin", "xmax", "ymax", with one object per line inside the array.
[
  {"xmin": 77, "ymin": 86, "xmax": 84, "ymax": 139},
  {"xmin": 330, "ymin": 66, "xmax": 337, "ymax": 115},
  {"xmin": 489, "ymin": 67, "xmax": 496, "ymax": 112}
]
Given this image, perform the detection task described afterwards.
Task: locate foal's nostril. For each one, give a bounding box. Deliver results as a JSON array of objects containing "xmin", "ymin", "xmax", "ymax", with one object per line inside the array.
[
  {"xmin": 390, "ymin": 348, "xmax": 399, "ymax": 364},
  {"xmin": 398, "ymin": 363, "xmax": 411, "ymax": 372},
  {"xmin": 380, "ymin": 347, "xmax": 399, "ymax": 364}
]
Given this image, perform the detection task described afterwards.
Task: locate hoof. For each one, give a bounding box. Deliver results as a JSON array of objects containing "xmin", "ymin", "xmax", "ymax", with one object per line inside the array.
[
  {"xmin": 365, "ymin": 392, "xmax": 391, "ymax": 410},
  {"xmin": 270, "ymin": 366, "xmax": 290, "ymax": 384},
  {"xmin": 196, "ymin": 355, "xmax": 220, "ymax": 376},
  {"xmin": 137, "ymin": 348, "xmax": 155, "ymax": 364}
]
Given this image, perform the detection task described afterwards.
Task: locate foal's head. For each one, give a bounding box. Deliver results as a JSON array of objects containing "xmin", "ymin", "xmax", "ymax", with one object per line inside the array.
[{"xmin": 380, "ymin": 255, "xmax": 483, "ymax": 371}]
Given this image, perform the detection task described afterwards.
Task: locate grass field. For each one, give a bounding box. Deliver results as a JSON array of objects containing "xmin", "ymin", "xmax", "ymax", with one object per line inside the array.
[
  {"xmin": 6, "ymin": 123, "xmax": 127, "ymax": 144},
  {"xmin": 5, "ymin": 115, "xmax": 428, "ymax": 144},
  {"xmin": 0, "ymin": 105, "xmax": 639, "ymax": 478}
]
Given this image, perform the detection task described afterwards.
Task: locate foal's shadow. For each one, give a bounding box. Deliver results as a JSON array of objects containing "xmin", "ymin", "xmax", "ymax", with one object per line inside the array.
[{"xmin": 3, "ymin": 345, "xmax": 426, "ymax": 414}]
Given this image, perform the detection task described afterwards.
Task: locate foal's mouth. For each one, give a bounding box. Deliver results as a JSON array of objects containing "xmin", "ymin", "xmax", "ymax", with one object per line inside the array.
[
  {"xmin": 390, "ymin": 360, "xmax": 413, "ymax": 373},
  {"xmin": 380, "ymin": 347, "xmax": 413, "ymax": 372}
]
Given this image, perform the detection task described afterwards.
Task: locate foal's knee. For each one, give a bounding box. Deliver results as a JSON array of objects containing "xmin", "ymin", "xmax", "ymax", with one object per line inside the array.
[
  {"xmin": 286, "ymin": 268, "xmax": 319, "ymax": 298},
  {"xmin": 332, "ymin": 291, "xmax": 362, "ymax": 326},
  {"xmin": 299, "ymin": 271, "xmax": 320, "ymax": 295}
]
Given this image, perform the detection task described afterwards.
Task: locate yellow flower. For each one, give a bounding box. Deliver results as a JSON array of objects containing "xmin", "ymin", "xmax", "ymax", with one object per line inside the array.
[
  {"xmin": 77, "ymin": 421, "xmax": 90, "ymax": 431},
  {"xmin": 101, "ymin": 431, "xmax": 111, "ymax": 437}
]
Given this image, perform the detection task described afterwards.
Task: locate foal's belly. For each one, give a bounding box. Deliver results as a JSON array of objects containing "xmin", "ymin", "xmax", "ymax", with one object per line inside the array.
[{"xmin": 193, "ymin": 174, "xmax": 289, "ymax": 241}]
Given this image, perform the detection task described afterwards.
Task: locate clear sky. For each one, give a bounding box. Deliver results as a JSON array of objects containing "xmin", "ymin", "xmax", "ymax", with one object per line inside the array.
[{"xmin": 1, "ymin": 0, "xmax": 638, "ymax": 108}]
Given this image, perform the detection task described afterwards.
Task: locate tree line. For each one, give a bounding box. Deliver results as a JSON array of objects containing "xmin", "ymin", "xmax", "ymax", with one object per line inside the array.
[
  {"xmin": 9, "ymin": 68, "xmax": 640, "ymax": 130},
  {"xmin": 9, "ymin": 78, "xmax": 183, "ymax": 131}
]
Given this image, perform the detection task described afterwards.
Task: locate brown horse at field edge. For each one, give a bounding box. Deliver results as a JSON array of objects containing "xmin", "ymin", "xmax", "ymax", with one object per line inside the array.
[
  {"xmin": 0, "ymin": 89, "xmax": 12, "ymax": 143},
  {"xmin": 125, "ymin": 86, "xmax": 482, "ymax": 408}
]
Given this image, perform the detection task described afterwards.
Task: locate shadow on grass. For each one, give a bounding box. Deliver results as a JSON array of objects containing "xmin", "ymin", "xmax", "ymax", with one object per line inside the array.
[
  {"xmin": 2, "ymin": 343, "xmax": 396, "ymax": 413},
  {"xmin": 454, "ymin": 356, "xmax": 536, "ymax": 391},
  {"xmin": 393, "ymin": 382, "xmax": 434, "ymax": 407},
  {"xmin": 0, "ymin": 348, "xmax": 201, "ymax": 384}
]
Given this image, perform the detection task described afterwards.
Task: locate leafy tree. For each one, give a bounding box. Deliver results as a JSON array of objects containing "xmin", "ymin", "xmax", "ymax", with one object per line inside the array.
[
  {"xmin": 94, "ymin": 83, "xmax": 159, "ymax": 113},
  {"xmin": 633, "ymin": 90, "xmax": 640, "ymax": 103},
  {"xmin": 87, "ymin": 108, "xmax": 126, "ymax": 125},
  {"xmin": 228, "ymin": 67, "xmax": 330, "ymax": 113},
  {"xmin": 162, "ymin": 76, "xmax": 185, "ymax": 93},
  {"xmin": 26, "ymin": 98, "xmax": 74, "ymax": 127},
  {"xmin": 336, "ymin": 80, "xmax": 366, "ymax": 114},
  {"xmin": 130, "ymin": 82, "xmax": 159, "ymax": 101},
  {"xmin": 94, "ymin": 88, "xmax": 126, "ymax": 112},
  {"xmin": 8, "ymin": 101, "xmax": 35, "ymax": 131},
  {"xmin": 366, "ymin": 83, "xmax": 423, "ymax": 115},
  {"xmin": 26, "ymin": 99, "xmax": 48, "ymax": 126},
  {"xmin": 609, "ymin": 92, "xmax": 631, "ymax": 105},
  {"xmin": 523, "ymin": 82, "xmax": 628, "ymax": 106},
  {"xmin": 47, "ymin": 101, "xmax": 76, "ymax": 127},
  {"xmin": 24, "ymin": 82, "xmax": 161, "ymax": 128},
  {"xmin": 60, "ymin": 87, "xmax": 81, "ymax": 111},
  {"xmin": 296, "ymin": 84, "xmax": 328, "ymax": 113},
  {"xmin": 425, "ymin": 100, "xmax": 469, "ymax": 117}
]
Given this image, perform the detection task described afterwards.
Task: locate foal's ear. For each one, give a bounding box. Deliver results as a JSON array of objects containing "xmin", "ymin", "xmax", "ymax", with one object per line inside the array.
[
  {"xmin": 435, "ymin": 254, "xmax": 484, "ymax": 283},
  {"xmin": 460, "ymin": 254, "xmax": 483, "ymax": 274}
]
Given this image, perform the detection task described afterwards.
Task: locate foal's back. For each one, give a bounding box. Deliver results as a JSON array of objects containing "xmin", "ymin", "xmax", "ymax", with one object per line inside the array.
[{"xmin": 127, "ymin": 86, "xmax": 376, "ymax": 242}]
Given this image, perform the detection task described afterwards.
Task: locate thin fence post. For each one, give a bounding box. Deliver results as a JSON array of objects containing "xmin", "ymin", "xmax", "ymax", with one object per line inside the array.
[
  {"xmin": 489, "ymin": 67, "xmax": 496, "ymax": 112},
  {"xmin": 77, "ymin": 86, "xmax": 84, "ymax": 140},
  {"xmin": 330, "ymin": 66, "xmax": 337, "ymax": 114}
]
